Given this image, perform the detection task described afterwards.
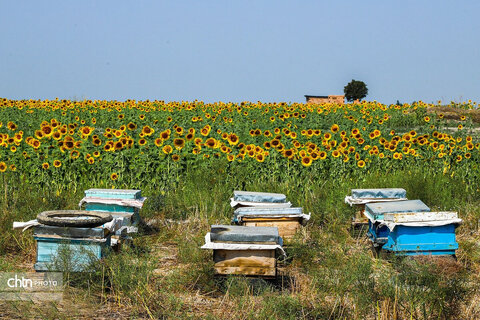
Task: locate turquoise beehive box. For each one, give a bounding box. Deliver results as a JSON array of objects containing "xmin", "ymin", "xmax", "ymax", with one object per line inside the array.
[
  {"xmin": 33, "ymin": 225, "xmax": 111, "ymax": 272},
  {"xmin": 81, "ymin": 189, "xmax": 145, "ymax": 227}
]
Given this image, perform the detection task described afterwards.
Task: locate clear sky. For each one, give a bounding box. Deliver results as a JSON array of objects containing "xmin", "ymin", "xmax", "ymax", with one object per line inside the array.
[{"xmin": 1, "ymin": 1, "xmax": 479, "ymax": 104}]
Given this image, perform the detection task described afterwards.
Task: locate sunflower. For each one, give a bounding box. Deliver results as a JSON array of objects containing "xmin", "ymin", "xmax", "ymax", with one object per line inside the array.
[
  {"xmin": 87, "ymin": 157, "xmax": 95, "ymax": 164},
  {"xmin": 172, "ymin": 154, "xmax": 180, "ymax": 162},
  {"xmin": 175, "ymin": 126, "xmax": 184, "ymax": 135},
  {"xmin": 227, "ymin": 134, "xmax": 239, "ymax": 146},
  {"xmin": 53, "ymin": 160, "xmax": 61, "ymax": 168},
  {"xmin": 227, "ymin": 154, "xmax": 235, "ymax": 162},
  {"xmin": 424, "ymin": 116, "xmax": 430, "ymax": 122},
  {"xmin": 162, "ymin": 145, "xmax": 173, "ymax": 154},
  {"xmin": 301, "ymin": 156, "xmax": 313, "ymax": 167},
  {"xmin": 138, "ymin": 138, "xmax": 147, "ymax": 146},
  {"xmin": 52, "ymin": 131, "xmax": 62, "ymax": 140},
  {"xmin": 9, "ymin": 164, "xmax": 16, "ymax": 171},
  {"xmin": 283, "ymin": 149, "xmax": 294, "ymax": 159},
  {"xmin": 114, "ymin": 141, "xmax": 123, "ymax": 150},
  {"xmin": 160, "ymin": 131, "xmax": 170, "ymax": 140},
  {"xmin": 127, "ymin": 122, "xmax": 137, "ymax": 130},
  {"xmin": 205, "ymin": 138, "xmax": 217, "ymax": 148},
  {"xmin": 111, "ymin": 173, "xmax": 118, "ymax": 180},
  {"xmin": 42, "ymin": 162, "xmax": 50, "ymax": 170},
  {"xmin": 0, "ymin": 162, "xmax": 6, "ymax": 172},
  {"xmin": 173, "ymin": 138, "xmax": 185, "ymax": 150},
  {"xmin": 357, "ymin": 160, "xmax": 366, "ymax": 168},
  {"xmin": 93, "ymin": 151, "xmax": 100, "ymax": 157},
  {"xmin": 142, "ymin": 126, "xmax": 154, "ymax": 136},
  {"xmin": 64, "ymin": 140, "xmax": 75, "ymax": 150},
  {"xmin": 331, "ymin": 124, "xmax": 339, "ymax": 133},
  {"xmin": 458, "ymin": 124, "xmax": 463, "ymax": 130},
  {"xmin": 256, "ymin": 153, "xmax": 265, "ymax": 163},
  {"xmin": 93, "ymin": 138, "xmax": 102, "ymax": 146},
  {"xmin": 154, "ymin": 138, "xmax": 163, "ymax": 147},
  {"xmin": 80, "ymin": 126, "xmax": 93, "ymax": 137},
  {"xmin": 40, "ymin": 124, "xmax": 55, "ymax": 137},
  {"xmin": 185, "ymin": 133, "xmax": 194, "ymax": 141}
]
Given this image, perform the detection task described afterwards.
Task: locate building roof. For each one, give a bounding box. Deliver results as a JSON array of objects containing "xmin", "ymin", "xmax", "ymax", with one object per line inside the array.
[{"xmin": 304, "ymin": 95, "xmax": 329, "ymax": 99}]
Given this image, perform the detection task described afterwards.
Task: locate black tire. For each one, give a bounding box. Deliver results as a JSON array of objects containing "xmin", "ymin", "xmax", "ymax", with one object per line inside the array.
[{"xmin": 37, "ymin": 210, "xmax": 113, "ymax": 228}]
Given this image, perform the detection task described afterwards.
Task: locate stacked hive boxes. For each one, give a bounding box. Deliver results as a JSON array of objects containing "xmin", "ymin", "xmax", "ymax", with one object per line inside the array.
[
  {"xmin": 201, "ymin": 225, "xmax": 283, "ymax": 277},
  {"xmin": 231, "ymin": 191, "xmax": 310, "ymax": 241},
  {"xmin": 79, "ymin": 189, "xmax": 146, "ymax": 247},
  {"xmin": 202, "ymin": 191, "xmax": 310, "ymax": 277},
  {"xmin": 346, "ymin": 189, "xmax": 462, "ymax": 256},
  {"xmin": 369, "ymin": 201, "xmax": 462, "ymax": 256},
  {"xmin": 345, "ymin": 188, "xmax": 408, "ymax": 237}
]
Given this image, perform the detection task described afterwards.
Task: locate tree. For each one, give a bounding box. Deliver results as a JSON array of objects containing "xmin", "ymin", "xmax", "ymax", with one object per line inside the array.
[{"xmin": 344, "ymin": 79, "xmax": 368, "ymax": 102}]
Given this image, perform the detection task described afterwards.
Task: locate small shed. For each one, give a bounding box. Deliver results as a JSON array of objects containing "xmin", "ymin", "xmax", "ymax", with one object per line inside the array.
[{"xmin": 305, "ymin": 95, "xmax": 345, "ymax": 104}]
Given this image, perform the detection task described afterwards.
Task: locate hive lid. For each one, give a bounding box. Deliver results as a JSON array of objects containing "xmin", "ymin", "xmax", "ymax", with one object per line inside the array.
[
  {"xmin": 33, "ymin": 225, "xmax": 108, "ymax": 239},
  {"xmin": 351, "ymin": 188, "xmax": 406, "ymax": 199},
  {"xmin": 210, "ymin": 225, "xmax": 282, "ymax": 244},
  {"xmin": 84, "ymin": 189, "xmax": 142, "ymax": 200},
  {"xmin": 233, "ymin": 191, "xmax": 287, "ymax": 203},
  {"xmin": 383, "ymin": 211, "xmax": 458, "ymax": 223},
  {"xmin": 233, "ymin": 207, "xmax": 303, "ymax": 219},
  {"xmin": 365, "ymin": 200, "xmax": 430, "ymax": 220}
]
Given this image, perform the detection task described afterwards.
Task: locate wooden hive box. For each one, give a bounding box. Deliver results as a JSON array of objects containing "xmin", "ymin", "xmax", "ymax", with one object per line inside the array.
[
  {"xmin": 202, "ymin": 225, "xmax": 283, "ymax": 277},
  {"xmin": 33, "ymin": 225, "xmax": 111, "ymax": 272},
  {"xmin": 233, "ymin": 207, "xmax": 309, "ymax": 241}
]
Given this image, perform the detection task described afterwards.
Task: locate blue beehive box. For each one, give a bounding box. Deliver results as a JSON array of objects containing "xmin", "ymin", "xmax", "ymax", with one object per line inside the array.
[
  {"xmin": 381, "ymin": 211, "xmax": 461, "ymax": 256},
  {"xmin": 364, "ymin": 200, "xmax": 430, "ymax": 245},
  {"xmin": 33, "ymin": 225, "xmax": 111, "ymax": 272},
  {"xmin": 84, "ymin": 189, "xmax": 142, "ymax": 200},
  {"xmin": 81, "ymin": 189, "xmax": 145, "ymax": 228}
]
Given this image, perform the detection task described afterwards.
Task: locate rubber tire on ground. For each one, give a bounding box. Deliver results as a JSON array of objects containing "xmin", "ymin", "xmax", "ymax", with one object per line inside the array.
[{"xmin": 37, "ymin": 210, "xmax": 113, "ymax": 228}]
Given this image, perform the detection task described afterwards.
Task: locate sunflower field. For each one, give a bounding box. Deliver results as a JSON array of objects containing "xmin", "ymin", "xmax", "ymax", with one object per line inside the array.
[
  {"xmin": 0, "ymin": 98, "xmax": 479, "ymax": 192},
  {"xmin": 2, "ymin": 98, "xmax": 480, "ymax": 319}
]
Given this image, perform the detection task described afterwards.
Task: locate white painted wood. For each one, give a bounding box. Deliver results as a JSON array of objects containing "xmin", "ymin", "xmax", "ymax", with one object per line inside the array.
[{"xmin": 383, "ymin": 211, "xmax": 458, "ymax": 223}]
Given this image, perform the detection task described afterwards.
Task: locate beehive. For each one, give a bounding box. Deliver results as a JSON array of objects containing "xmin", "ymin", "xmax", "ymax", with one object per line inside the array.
[
  {"xmin": 233, "ymin": 207, "xmax": 309, "ymax": 241},
  {"xmin": 202, "ymin": 225, "xmax": 283, "ymax": 277},
  {"xmin": 381, "ymin": 211, "xmax": 462, "ymax": 256},
  {"xmin": 33, "ymin": 225, "xmax": 111, "ymax": 272},
  {"xmin": 365, "ymin": 200, "xmax": 431, "ymax": 245}
]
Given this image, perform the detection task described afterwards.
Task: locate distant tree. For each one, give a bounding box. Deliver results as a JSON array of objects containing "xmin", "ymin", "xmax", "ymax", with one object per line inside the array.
[{"xmin": 344, "ymin": 79, "xmax": 368, "ymax": 102}]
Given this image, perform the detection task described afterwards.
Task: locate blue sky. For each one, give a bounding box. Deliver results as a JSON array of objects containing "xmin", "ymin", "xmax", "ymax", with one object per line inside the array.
[{"xmin": 1, "ymin": 1, "xmax": 479, "ymax": 104}]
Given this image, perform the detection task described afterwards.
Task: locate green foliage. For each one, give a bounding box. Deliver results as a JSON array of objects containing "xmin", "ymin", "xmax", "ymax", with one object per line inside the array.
[{"xmin": 344, "ymin": 79, "xmax": 368, "ymax": 102}]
